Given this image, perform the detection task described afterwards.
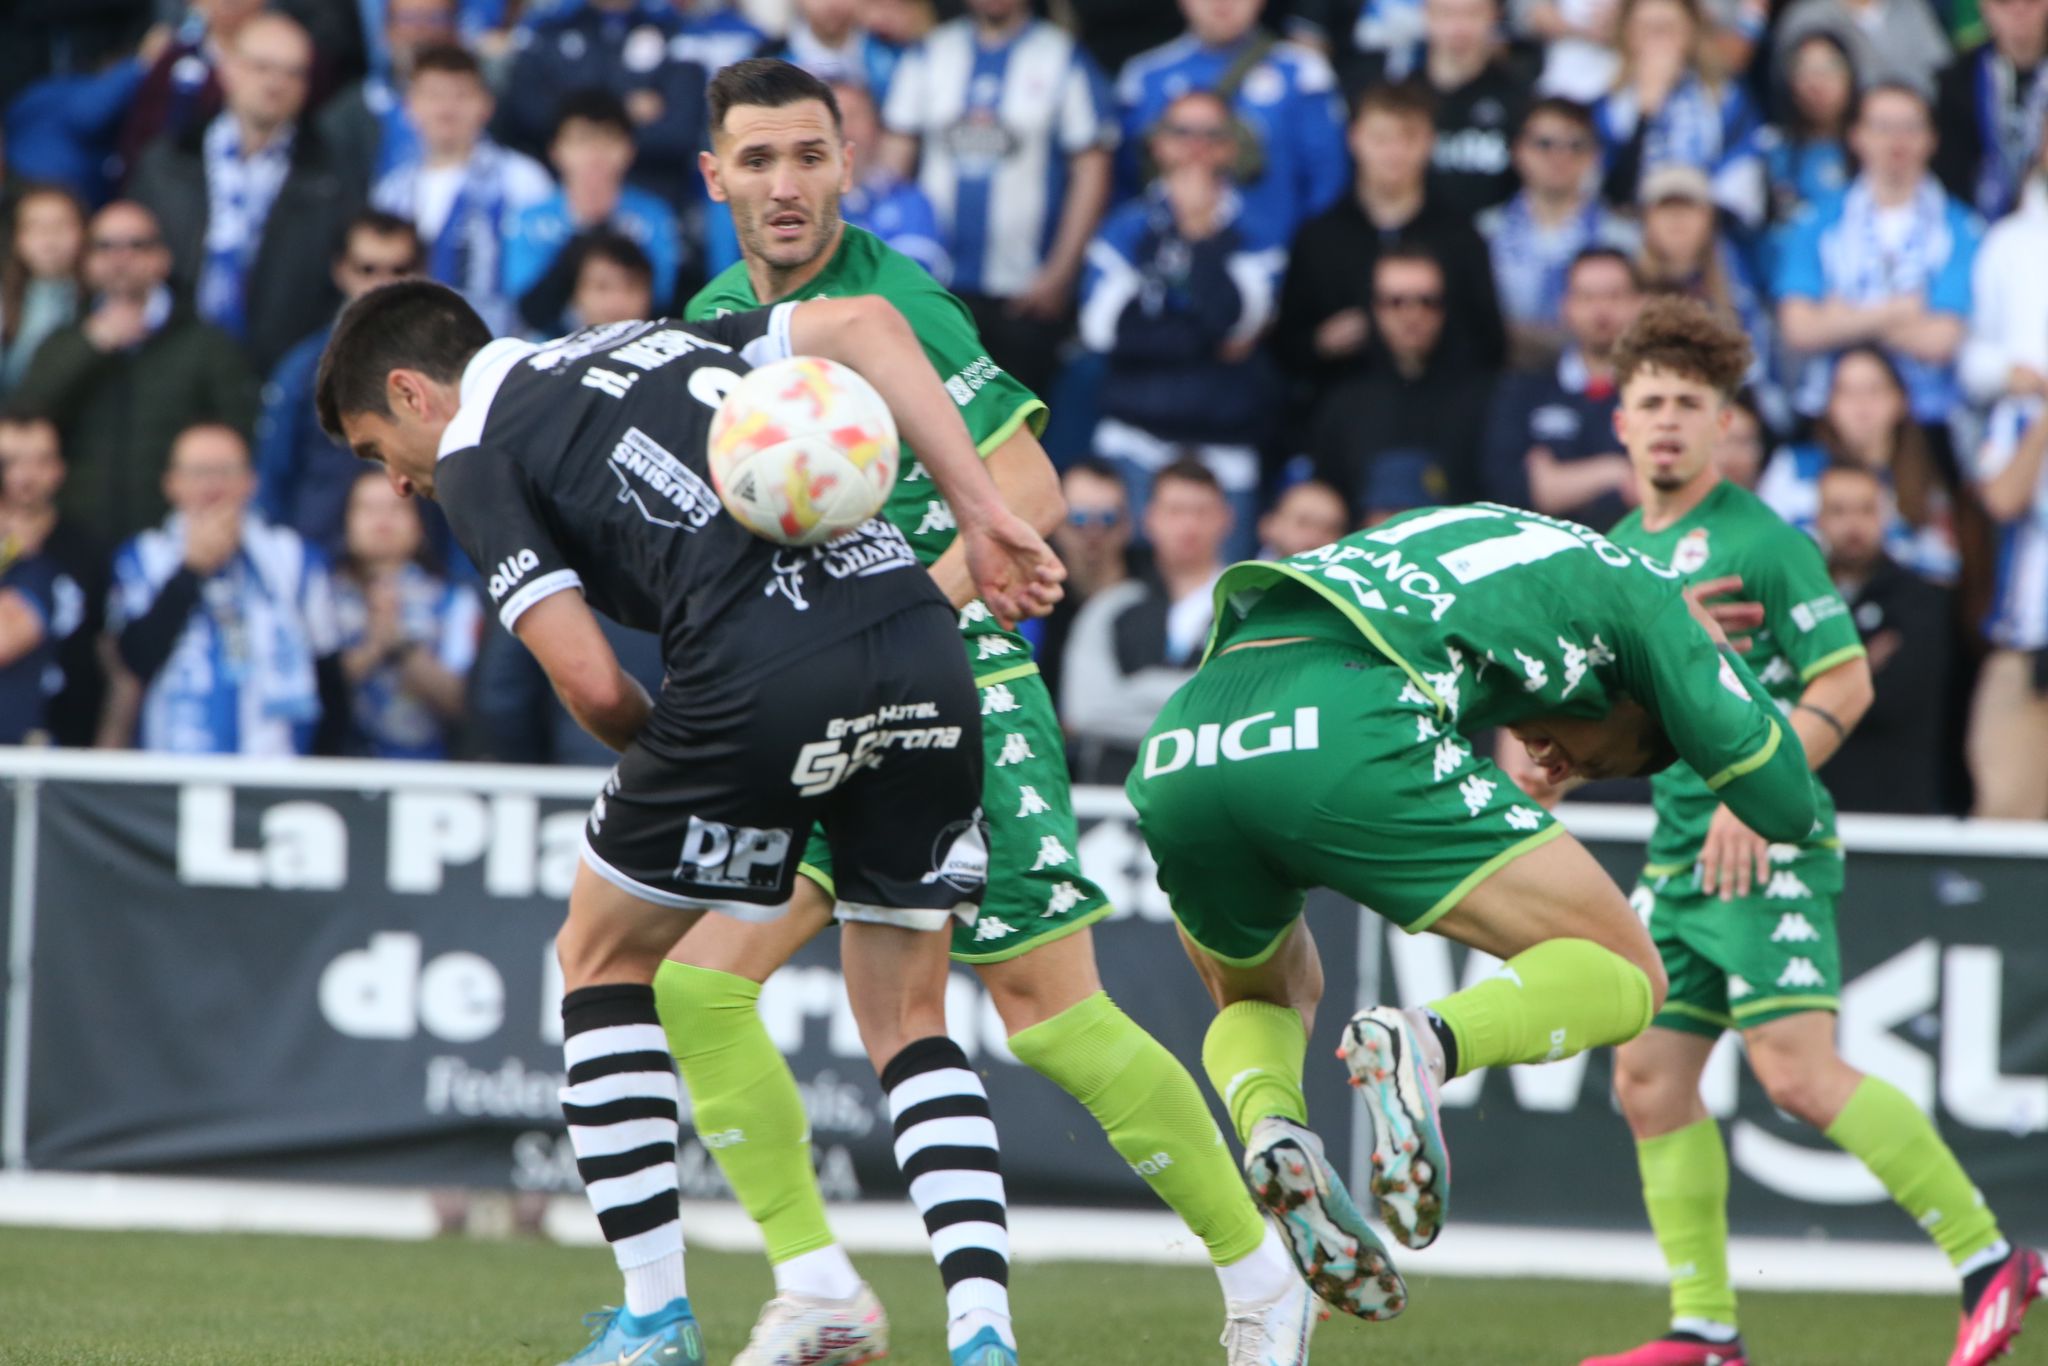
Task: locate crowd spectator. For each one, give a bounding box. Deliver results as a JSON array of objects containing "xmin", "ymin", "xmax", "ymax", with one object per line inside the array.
[
  {"xmin": 1275, "ymin": 81, "xmax": 1505, "ymax": 408},
  {"xmin": 1361, "ymin": 447, "xmax": 1450, "ymax": 522},
  {"xmin": 1760, "ymin": 344, "xmax": 1964, "ymax": 581},
  {"xmin": 1479, "ymin": 96, "xmax": 1640, "ymax": 366},
  {"xmin": 4, "ymin": 30, "xmax": 167, "ymax": 206},
  {"xmin": 6, "ymin": 200, "xmax": 256, "ymax": 546},
  {"xmin": 1523, "ymin": 0, "xmax": 1628, "ymax": 102},
  {"xmin": 1960, "ymin": 127, "xmax": 2048, "ymax": 406},
  {"xmin": 830, "ymin": 81, "xmax": 948, "ymax": 282},
  {"xmin": 1762, "ymin": 30, "xmax": 1858, "ymax": 222},
  {"xmin": 505, "ymin": 89, "xmax": 681, "ymax": 332},
  {"xmin": 1080, "ymin": 89, "xmax": 1281, "ymax": 562},
  {"xmin": 1717, "ymin": 386, "xmax": 1769, "ymax": 485},
  {"xmin": 333, "ymin": 469, "xmax": 478, "ymax": 759},
  {"xmin": 1256, "ymin": 476, "xmax": 1350, "ymax": 556},
  {"xmin": 1633, "ymin": 162, "xmax": 1780, "ymax": 412},
  {"xmin": 498, "ymin": 0, "xmax": 710, "ymax": 206},
  {"xmin": 566, "ymin": 231, "xmax": 658, "ymax": 327},
  {"xmin": 255, "ymin": 210, "xmax": 423, "ymax": 559},
  {"xmin": 1965, "ymin": 375, "xmax": 2048, "ymax": 817},
  {"xmin": 1309, "ymin": 245, "xmax": 1495, "ymax": 513},
  {"xmin": 117, "ymin": 0, "xmax": 264, "ymax": 178},
  {"xmin": 0, "ymin": 416, "xmax": 102, "ymax": 746},
  {"xmin": 1117, "ymin": 0, "xmax": 1350, "ymax": 246},
  {"xmin": 1774, "ymin": 0, "xmax": 1952, "ymax": 97},
  {"xmin": 1069, "ymin": 0, "xmax": 1190, "ymax": 77},
  {"xmin": 1061, "ymin": 458, "xmax": 1229, "ymax": 782},
  {"xmin": 879, "ymin": 0, "xmax": 1117, "ymax": 395},
  {"xmin": 773, "ymin": 0, "xmax": 902, "ymax": 93},
  {"xmin": 1935, "ymin": 0, "xmax": 2048, "ymax": 219},
  {"xmin": 373, "ymin": 44, "xmax": 551, "ymax": 336},
  {"xmin": 1775, "ymin": 82, "xmax": 1980, "ymax": 443},
  {"xmin": 1363, "ymin": 0, "xmax": 1531, "ymax": 218},
  {"xmin": 1593, "ymin": 0, "xmax": 1766, "ymax": 227},
  {"xmin": 468, "ymin": 609, "xmax": 664, "ymax": 764},
  {"xmin": 1038, "ymin": 456, "xmax": 1133, "ymax": 705},
  {"xmin": 102, "ymin": 422, "xmax": 342, "ymax": 756},
  {"xmin": 318, "ymin": 0, "xmax": 461, "ymax": 188},
  {"xmin": 130, "ymin": 13, "xmax": 362, "ymax": 367},
  {"xmin": 1814, "ymin": 460, "xmax": 1959, "ymax": 813},
  {"xmin": 668, "ymin": 0, "xmax": 772, "ymax": 77},
  {"xmin": 1, "ymin": 186, "xmax": 86, "ymax": 399},
  {"xmin": 1480, "ymin": 245, "xmax": 1644, "ymax": 523}
]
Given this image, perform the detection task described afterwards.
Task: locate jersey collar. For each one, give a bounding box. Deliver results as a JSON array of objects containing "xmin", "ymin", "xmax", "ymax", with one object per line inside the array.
[{"xmin": 438, "ymin": 337, "xmax": 539, "ymax": 462}]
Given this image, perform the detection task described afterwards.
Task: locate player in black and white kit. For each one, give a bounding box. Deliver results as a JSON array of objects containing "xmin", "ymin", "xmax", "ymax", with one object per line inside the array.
[{"xmin": 315, "ymin": 280, "xmax": 1063, "ymax": 1366}]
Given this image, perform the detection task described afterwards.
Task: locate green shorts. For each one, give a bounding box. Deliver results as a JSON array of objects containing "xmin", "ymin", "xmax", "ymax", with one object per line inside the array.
[
  {"xmin": 1634, "ymin": 846, "xmax": 1845, "ymax": 1036},
  {"xmin": 1126, "ymin": 638, "xmax": 1562, "ymax": 967},
  {"xmin": 798, "ymin": 662, "xmax": 1113, "ymax": 963}
]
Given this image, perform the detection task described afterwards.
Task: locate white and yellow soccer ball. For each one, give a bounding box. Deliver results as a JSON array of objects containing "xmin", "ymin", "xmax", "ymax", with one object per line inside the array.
[{"xmin": 706, "ymin": 355, "xmax": 900, "ymax": 546}]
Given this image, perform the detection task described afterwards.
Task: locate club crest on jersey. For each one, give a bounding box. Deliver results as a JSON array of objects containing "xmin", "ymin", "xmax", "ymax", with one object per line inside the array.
[
  {"xmin": 486, "ymin": 548, "xmax": 540, "ymax": 601},
  {"xmin": 1672, "ymin": 528, "xmax": 1711, "ymax": 574}
]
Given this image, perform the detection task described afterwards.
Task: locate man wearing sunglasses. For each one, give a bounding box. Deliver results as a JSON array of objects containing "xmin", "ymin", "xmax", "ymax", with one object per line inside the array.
[{"xmin": 254, "ymin": 210, "xmax": 425, "ymax": 557}]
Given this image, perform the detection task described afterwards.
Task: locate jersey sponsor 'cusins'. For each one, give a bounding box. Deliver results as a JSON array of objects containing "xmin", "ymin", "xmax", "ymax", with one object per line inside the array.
[{"xmin": 432, "ymin": 305, "xmax": 947, "ymax": 754}]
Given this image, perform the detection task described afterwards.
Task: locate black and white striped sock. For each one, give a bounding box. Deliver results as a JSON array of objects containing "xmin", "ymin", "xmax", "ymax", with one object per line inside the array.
[
  {"xmin": 882, "ymin": 1035, "xmax": 1014, "ymax": 1352},
  {"xmin": 561, "ymin": 983, "xmax": 689, "ymax": 1318}
]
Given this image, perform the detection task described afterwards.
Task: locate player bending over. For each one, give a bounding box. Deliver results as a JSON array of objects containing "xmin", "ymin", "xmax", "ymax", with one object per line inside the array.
[
  {"xmin": 315, "ymin": 279, "xmax": 1060, "ymax": 1366},
  {"xmin": 1126, "ymin": 495, "xmax": 1825, "ymax": 1323}
]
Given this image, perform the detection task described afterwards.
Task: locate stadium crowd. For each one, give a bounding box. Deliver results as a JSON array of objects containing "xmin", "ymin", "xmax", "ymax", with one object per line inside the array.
[{"xmin": 1, "ymin": 0, "xmax": 2045, "ymax": 817}]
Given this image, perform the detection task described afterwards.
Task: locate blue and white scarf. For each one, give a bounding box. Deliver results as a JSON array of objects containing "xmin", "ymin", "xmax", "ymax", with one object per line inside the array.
[
  {"xmin": 1605, "ymin": 73, "xmax": 1727, "ymax": 172},
  {"xmin": 199, "ymin": 113, "xmax": 294, "ymax": 342},
  {"xmin": 1975, "ymin": 50, "xmax": 2048, "ymax": 219},
  {"xmin": 374, "ymin": 140, "xmax": 524, "ymax": 332},
  {"xmin": 1485, "ymin": 192, "xmax": 1613, "ymax": 326},
  {"xmin": 1822, "ymin": 175, "xmax": 1953, "ymax": 304}
]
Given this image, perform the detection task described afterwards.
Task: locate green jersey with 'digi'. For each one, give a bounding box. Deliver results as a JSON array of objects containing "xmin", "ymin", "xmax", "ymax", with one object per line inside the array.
[
  {"xmin": 1211, "ymin": 503, "xmax": 1819, "ymax": 846},
  {"xmin": 1608, "ymin": 479, "xmax": 1867, "ymax": 870},
  {"xmin": 687, "ymin": 226, "xmax": 1048, "ymax": 664}
]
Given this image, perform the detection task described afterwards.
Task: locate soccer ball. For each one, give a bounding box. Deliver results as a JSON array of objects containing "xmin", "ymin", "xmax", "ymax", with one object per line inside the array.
[{"xmin": 706, "ymin": 355, "xmax": 900, "ymax": 546}]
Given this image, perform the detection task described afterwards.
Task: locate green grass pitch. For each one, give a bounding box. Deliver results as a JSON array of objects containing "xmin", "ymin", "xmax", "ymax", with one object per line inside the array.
[{"xmin": 0, "ymin": 1225, "xmax": 1976, "ymax": 1364}]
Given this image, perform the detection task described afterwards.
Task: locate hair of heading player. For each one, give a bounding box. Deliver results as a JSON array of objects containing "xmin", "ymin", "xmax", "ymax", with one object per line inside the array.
[
  {"xmin": 708, "ymin": 58, "xmax": 843, "ymax": 139},
  {"xmin": 1611, "ymin": 294, "xmax": 1753, "ymax": 400},
  {"xmin": 314, "ymin": 279, "xmax": 492, "ymax": 442}
]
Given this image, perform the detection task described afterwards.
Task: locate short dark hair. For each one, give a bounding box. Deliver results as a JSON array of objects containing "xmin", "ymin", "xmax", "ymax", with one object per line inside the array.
[
  {"xmin": 1519, "ymin": 96, "xmax": 1595, "ymax": 137},
  {"xmin": 552, "ymin": 87, "xmax": 634, "ymax": 145},
  {"xmin": 410, "ymin": 42, "xmax": 483, "ymax": 82},
  {"xmin": 1153, "ymin": 458, "xmax": 1224, "ymax": 499},
  {"xmin": 1375, "ymin": 243, "xmax": 1444, "ymax": 279},
  {"xmin": 1567, "ymin": 245, "xmax": 1644, "ymax": 291},
  {"xmin": 574, "ymin": 229, "xmax": 655, "ymax": 288},
  {"xmin": 339, "ymin": 209, "xmax": 423, "ymax": 265},
  {"xmin": 1352, "ymin": 80, "xmax": 1435, "ymax": 127},
  {"xmin": 1064, "ymin": 455, "xmax": 1124, "ymax": 486},
  {"xmin": 315, "ymin": 280, "xmax": 492, "ymax": 443},
  {"xmin": 708, "ymin": 58, "xmax": 842, "ymax": 139},
  {"xmin": 1612, "ymin": 295, "xmax": 1754, "ymax": 400}
]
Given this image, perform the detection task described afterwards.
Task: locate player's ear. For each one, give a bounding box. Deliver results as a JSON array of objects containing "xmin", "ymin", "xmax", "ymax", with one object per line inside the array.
[
  {"xmin": 838, "ymin": 141, "xmax": 855, "ymax": 196},
  {"xmin": 1611, "ymin": 404, "xmax": 1630, "ymax": 445},
  {"xmin": 699, "ymin": 149, "xmax": 727, "ymax": 203}
]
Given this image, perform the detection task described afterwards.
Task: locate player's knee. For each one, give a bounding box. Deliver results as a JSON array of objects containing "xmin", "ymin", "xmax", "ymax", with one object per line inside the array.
[
  {"xmin": 1757, "ymin": 1067, "xmax": 1832, "ymax": 1126},
  {"xmin": 1612, "ymin": 1054, "xmax": 1687, "ymax": 1130}
]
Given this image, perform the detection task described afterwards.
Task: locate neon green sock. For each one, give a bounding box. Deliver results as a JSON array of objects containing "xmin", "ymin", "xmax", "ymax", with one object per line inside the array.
[
  {"xmin": 1825, "ymin": 1076, "xmax": 2003, "ymax": 1267},
  {"xmin": 654, "ymin": 961, "xmax": 834, "ymax": 1264},
  {"xmin": 1639, "ymin": 1118, "xmax": 1737, "ymax": 1328},
  {"xmin": 1428, "ymin": 938, "xmax": 1653, "ymax": 1075},
  {"xmin": 1200, "ymin": 1000, "xmax": 1308, "ymax": 1145},
  {"xmin": 1011, "ymin": 992, "xmax": 1267, "ymax": 1267}
]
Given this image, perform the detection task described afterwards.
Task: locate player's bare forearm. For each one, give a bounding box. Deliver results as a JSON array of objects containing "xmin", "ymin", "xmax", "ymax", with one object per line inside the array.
[
  {"xmin": 928, "ymin": 430, "xmax": 1066, "ymax": 607},
  {"xmin": 1980, "ymin": 417, "xmax": 2048, "ymax": 522},
  {"xmin": 1790, "ymin": 653, "xmax": 1874, "ymax": 770},
  {"xmin": 514, "ymin": 590, "xmax": 650, "ymax": 752},
  {"xmin": 1778, "ymin": 297, "xmax": 1887, "ymax": 353},
  {"xmin": 1879, "ymin": 311, "xmax": 1966, "ymax": 365},
  {"xmin": 559, "ymin": 671, "xmax": 651, "ymax": 753}
]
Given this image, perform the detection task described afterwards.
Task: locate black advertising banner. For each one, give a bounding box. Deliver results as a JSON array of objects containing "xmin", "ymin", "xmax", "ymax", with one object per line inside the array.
[{"xmin": 2, "ymin": 757, "xmax": 2041, "ymax": 1245}]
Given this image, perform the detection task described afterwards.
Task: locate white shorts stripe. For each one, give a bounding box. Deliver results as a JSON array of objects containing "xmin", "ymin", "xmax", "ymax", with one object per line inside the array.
[
  {"xmin": 563, "ymin": 1023, "xmax": 670, "ymax": 1069},
  {"xmin": 561, "ymin": 1068, "xmax": 678, "ymax": 1108},
  {"xmin": 908, "ymin": 1169, "xmax": 1006, "ymax": 1211},
  {"xmin": 929, "ymin": 1220, "xmax": 1011, "ymax": 1262},
  {"xmin": 584, "ymin": 1161, "xmax": 680, "ymax": 1214},
  {"xmin": 887, "ymin": 1067, "xmax": 988, "ymax": 1118},
  {"xmin": 894, "ymin": 1116, "xmax": 1000, "ymax": 1166},
  {"xmin": 578, "ymin": 832, "xmax": 792, "ymax": 919},
  {"xmin": 566, "ymin": 1116, "xmax": 677, "ymax": 1158},
  {"xmin": 611, "ymin": 1219, "xmax": 684, "ymax": 1271}
]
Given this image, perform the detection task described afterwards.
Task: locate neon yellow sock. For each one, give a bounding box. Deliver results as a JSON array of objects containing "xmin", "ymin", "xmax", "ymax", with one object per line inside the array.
[
  {"xmin": 1011, "ymin": 992, "xmax": 1267, "ymax": 1266},
  {"xmin": 1825, "ymin": 1076, "xmax": 2003, "ymax": 1267},
  {"xmin": 654, "ymin": 961, "xmax": 833, "ymax": 1264},
  {"xmin": 1639, "ymin": 1118, "xmax": 1737, "ymax": 1328},
  {"xmin": 1428, "ymin": 938, "xmax": 1653, "ymax": 1075},
  {"xmin": 1200, "ymin": 1000, "xmax": 1308, "ymax": 1145}
]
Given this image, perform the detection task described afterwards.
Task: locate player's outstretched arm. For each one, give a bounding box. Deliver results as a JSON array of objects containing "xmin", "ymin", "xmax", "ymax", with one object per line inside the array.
[
  {"xmin": 784, "ymin": 295, "xmax": 1065, "ymax": 626},
  {"xmin": 925, "ymin": 430, "xmax": 1065, "ymax": 608},
  {"xmin": 513, "ymin": 591, "xmax": 652, "ymax": 752}
]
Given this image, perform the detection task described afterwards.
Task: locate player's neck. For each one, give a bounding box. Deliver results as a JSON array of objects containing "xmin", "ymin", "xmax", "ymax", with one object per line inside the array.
[
  {"xmin": 1638, "ymin": 468, "xmax": 1722, "ymax": 531},
  {"xmin": 1867, "ymin": 171, "xmax": 1922, "ymax": 207},
  {"xmin": 748, "ymin": 222, "xmax": 846, "ymax": 304},
  {"xmin": 1528, "ymin": 185, "xmax": 1585, "ymax": 223},
  {"xmin": 975, "ymin": 9, "xmax": 1029, "ymax": 44}
]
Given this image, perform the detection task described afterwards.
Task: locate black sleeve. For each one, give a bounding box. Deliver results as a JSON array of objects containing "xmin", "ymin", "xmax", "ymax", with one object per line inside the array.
[
  {"xmin": 116, "ymin": 567, "xmax": 203, "ymax": 682},
  {"xmin": 312, "ymin": 653, "xmax": 351, "ymax": 756},
  {"xmin": 435, "ymin": 447, "xmax": 582, "ymax": 634}
]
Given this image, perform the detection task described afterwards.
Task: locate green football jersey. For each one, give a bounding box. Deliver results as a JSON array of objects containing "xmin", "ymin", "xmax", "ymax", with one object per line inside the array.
[
  {"xmin": 1609, "ymin": 480, "xmax": 1866, "ymax": 868},
  {"xmin": 686, "ymin": 227, "xmax": 1049, "ymax": 668},
  {"xmin": 1210, "ymin": 502, "xmax": 1819, "ymax": 845}
]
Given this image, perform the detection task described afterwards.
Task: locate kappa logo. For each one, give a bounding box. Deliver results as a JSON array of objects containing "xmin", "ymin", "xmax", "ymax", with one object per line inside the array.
[
  {"xmin": 1765, "ymin": 873, "xmax": 1815, "ymax": 903},
  {"xmin": 485, "ymin": 548, "xmax": 540, "ymax": 601},
  {"xmin": 1140, "ymin": 709, "xmax": 1322, "ymax": 778},
  {"xmin": 1770, "ymin": 910, "xmax": 1821, "ymax": 942},
  {"xmin": 1727, "ymin": 974, "xmax": 1754, "ymax": 998},
  {"xmin": 1777, "ymin": 957, "xmax": 1825, "ymax": 988}
]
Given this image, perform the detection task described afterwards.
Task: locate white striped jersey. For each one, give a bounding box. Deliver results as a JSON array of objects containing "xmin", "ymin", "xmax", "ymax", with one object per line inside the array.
[
  {"xmin": 883, "ymin": 18, "xmax": 1117, "ymax": 298},
  {"xmin": 1976, "ymin": 396, "xmax": 2048, "ymax": 651}
]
